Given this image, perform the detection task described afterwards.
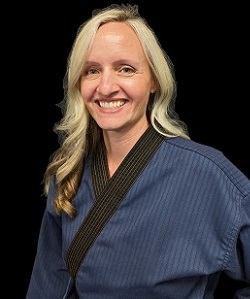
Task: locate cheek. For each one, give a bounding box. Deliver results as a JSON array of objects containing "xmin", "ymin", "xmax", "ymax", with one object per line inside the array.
[
  {"xmin": 128, "ymin": 86, "xmax": 151, "ymax": 107},
  {"xmin": 80, "ymin": 80, "xmax": 95, "ymax": 103},
  {"xmin": 125, "ymin": 80, "xmax": 151, "ymax": 100}
]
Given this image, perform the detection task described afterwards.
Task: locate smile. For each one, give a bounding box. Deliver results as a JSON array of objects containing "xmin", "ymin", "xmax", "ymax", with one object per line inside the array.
[{"xmin": 98, "ymin": 101, "xmax": 126, "ymax": 109}]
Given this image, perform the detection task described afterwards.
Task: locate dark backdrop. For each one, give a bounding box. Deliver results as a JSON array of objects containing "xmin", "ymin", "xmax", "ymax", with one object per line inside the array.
[{"xmin": 12, "ymin": 1, "xmax": 249, "ymax": 298}]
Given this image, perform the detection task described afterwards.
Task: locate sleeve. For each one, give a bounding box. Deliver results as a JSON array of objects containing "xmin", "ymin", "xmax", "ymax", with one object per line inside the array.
[
  {"xmin": 26, "ymin": 182, "xmax": 74, "ymax": 299},
  {"xmin": 238, "ymin": 194, "xmax": 250, "ymax": 279},
  {"xmin": 226, "ymin": 191, "xmax": 250, "ymax": 298}
]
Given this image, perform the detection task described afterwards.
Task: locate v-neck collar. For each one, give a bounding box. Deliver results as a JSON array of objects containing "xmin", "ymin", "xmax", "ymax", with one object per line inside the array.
[{"xmin": 91, "ymin": 125, "xmax": 166, "ymax": 201}]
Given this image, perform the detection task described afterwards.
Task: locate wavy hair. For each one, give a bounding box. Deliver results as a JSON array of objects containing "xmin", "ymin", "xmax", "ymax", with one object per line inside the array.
[{"xmin": 43, "ymin": 3, "xmax": 190, "ymax": 217}]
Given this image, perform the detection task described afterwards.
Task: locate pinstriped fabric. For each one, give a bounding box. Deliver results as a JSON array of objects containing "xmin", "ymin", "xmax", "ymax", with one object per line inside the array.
[
  {"xmin": 91, "ymin": 135, "xmax": 109, "ymax": 199},
  {"xmin": 66, "ymin": 125, "xmax": 165, "ymax": 280},
  {"xmin": 26, "ymin": 132, "xmax": 250, "ymax": 298}
]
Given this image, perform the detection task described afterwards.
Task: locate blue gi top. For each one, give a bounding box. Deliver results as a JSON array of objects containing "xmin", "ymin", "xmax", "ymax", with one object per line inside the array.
[{"xmin": 26, "ymin": 133, "xmax": 250, "ymax": 298}]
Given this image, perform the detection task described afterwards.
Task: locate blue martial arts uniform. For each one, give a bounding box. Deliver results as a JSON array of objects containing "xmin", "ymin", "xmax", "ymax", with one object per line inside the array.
[{"xmin": 26, "ymin": 128, "xmax": 250, "ymax": 298}]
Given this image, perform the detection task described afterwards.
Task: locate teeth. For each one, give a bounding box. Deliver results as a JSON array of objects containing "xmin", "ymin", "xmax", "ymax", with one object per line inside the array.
[{"xmin": 99, "ymin": 101, "xmax": 125, "ymax": 109}]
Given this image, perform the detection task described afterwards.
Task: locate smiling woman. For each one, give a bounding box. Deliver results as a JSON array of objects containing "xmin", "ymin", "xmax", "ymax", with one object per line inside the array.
[
  {"xmin": 80, "ymin": 21, "xmax": 156, "ymax": 170},
  {"xmin": 26, "ymin": 3, "xmax": 250, "ymax": 299}
]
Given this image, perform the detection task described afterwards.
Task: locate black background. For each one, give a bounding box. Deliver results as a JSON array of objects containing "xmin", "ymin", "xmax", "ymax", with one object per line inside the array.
[{"xmin": 11, "ymin": 1, "xmax": 249, "ymax": 298}]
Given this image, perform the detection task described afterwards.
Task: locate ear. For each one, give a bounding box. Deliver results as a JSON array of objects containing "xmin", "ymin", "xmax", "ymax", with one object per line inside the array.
[{"xmin": 150, "ymin": 80, "xmax": 157, "ymax": 94}]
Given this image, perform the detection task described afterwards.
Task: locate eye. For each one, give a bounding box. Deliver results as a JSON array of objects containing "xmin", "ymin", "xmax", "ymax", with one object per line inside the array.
[
  {"xmin": 119, "ymin": 66, "xmax": 136, "ymax": 75},
  {"xmin": 82, "ymin": 65, "xmax": 100, "ymax": 77},
  {"xmin": 86, "ymin": 68, "xmax": 99, "ymax": 75}
]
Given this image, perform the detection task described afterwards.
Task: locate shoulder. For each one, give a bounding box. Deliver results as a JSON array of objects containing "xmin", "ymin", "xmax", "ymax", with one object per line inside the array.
[
  {"xmin": 160, "ymin": 136, "xmax": 250, "ymax": 197},
  {"xmin": 166, "ymin": 136, "xmax": 225, "ymax": 161}
]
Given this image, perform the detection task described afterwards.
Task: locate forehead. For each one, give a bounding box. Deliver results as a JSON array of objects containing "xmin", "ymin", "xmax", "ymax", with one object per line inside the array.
[{"xmin": 89, "ymin": 22, "xmax": 146, "ymax": 60}]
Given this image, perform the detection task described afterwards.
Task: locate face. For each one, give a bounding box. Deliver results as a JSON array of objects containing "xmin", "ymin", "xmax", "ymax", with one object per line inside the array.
[{"xmin": 80, "ymin": 22, "xmax": 156, "ymax": 135}]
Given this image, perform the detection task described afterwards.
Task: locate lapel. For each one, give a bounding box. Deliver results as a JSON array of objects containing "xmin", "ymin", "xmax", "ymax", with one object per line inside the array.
[
  {"xmin": 92, "ymin": 124, "xmax": 165, "ymax": 201},
  {"xmin": 66, "ymin": 125, "xmax": 165, "ymax": 280}
]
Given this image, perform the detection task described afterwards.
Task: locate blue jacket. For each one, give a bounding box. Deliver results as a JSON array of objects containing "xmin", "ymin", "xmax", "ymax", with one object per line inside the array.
[{"xmin": 26, "ymin": 133, "xmax": 250, "ymax": 298}]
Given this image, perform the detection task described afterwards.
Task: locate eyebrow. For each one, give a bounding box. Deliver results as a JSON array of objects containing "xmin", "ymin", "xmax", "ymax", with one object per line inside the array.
[{"xmin": 85, "ymin": 59, "xmax": 140, "ymax": 67}]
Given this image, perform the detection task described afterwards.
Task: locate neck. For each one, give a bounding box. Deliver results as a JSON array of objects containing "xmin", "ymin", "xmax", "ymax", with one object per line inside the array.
[{"xmin": 103, "ymin": 122, "xmax": 150, "ymax": 176}]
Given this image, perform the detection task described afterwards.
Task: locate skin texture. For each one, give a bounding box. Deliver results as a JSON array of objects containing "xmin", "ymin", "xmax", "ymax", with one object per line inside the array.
[{"xmin": 80, "ymin": 22, "xmax": 156, "ymax": 175}]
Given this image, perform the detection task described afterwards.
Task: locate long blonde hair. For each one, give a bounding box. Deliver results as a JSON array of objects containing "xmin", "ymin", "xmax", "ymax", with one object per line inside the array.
[{"xmin": 44, "ymin": 4, "xmax": 189, "ymax": 217}]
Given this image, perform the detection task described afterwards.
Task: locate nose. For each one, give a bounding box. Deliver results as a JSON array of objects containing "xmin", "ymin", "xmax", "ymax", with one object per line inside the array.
[{"xmin": 96, "ymin": 70, "xmax": 118, "ymax": 96}]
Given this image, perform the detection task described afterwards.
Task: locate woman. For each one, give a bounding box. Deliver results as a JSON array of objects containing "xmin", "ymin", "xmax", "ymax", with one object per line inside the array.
[{"xmin": 26, "ymin": 4, "xmax": 250, "ymax": 298}]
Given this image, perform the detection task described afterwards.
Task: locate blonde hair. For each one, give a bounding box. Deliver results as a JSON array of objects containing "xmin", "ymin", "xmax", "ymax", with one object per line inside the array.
[{"xmin": 44, "ymin": 3, "xmax": 189, "ymax": 217}]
